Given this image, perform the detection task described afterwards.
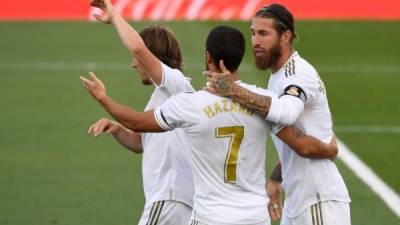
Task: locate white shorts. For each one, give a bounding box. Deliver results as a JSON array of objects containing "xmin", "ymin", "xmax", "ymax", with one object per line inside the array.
[
  {"xmin": 281, "ymin": 201, "xmax": 351, "ymax": 225},
  {"xmin": 138, "ymin": 200, "xmax": 192, "ymax": 225},
  {"xmin": 189, "ymin": 212, "xmax": 270, "ymax": 225},
  {"xmin": 188, "ymin": 220, "xmax": 270, "ymax": 225}
]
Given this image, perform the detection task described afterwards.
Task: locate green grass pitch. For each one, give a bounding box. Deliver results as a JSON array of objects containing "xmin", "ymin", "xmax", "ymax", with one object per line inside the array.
[{"xmin": 0, "ymin": 20, "xmax": 399, "ymax": 225}]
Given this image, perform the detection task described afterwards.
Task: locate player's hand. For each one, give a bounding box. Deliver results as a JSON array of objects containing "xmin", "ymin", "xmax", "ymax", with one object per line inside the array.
[
  {"xmin": 329, "ymin": 132, "xmax": 338, "ymax": 160},
  {"xmin": 266, "ymin": 179, "xmax": 283, "ymax": 221},
  {"xmin": 91, "ymin": 0, "xmax": 115, "ymax": 24},
  {"xmin": 203, "ymin": 60, "xmax": 234, "ymax": 96},
  {"xmin": 88, "ymin": 118, "xmax": 120, "ymax": 137},
  {"xmin": 80, "ymin": 72, "xmax": 107, "ymax": 101}
]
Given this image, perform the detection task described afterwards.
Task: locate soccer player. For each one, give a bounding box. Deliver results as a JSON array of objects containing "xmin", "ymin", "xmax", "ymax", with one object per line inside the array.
[
  {"xmin": 88, "ymin": 0, "xmax": 194, "ymax": 224},
  {"xmin": 81, "ymin": 25, "xmax": 338, "ymax": 225},
  {"xmin": 205, "ymin": 4, "xmax": 351, "ymax": 225}
]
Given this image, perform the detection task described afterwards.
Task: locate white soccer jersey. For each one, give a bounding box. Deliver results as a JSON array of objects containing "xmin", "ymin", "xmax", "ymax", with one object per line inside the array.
[
  {"xmin": 154, "ymin": 81, "xmax": 275, "ymax": 225},
  {"xmin": 141, "ymin": 63, "xmax": 195, "ymax": 208},
  {"xmin": 267, "ymin": 52, "xmax": 350, "ymax": 218}
]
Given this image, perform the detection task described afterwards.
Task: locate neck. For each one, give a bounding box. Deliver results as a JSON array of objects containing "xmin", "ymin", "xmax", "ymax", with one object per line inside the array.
[
  {"xmin": 231, "ymin": 71, "xmax": 239, "ymax": 81},
  {"xmin": 270, "ymin": 48, "xmax": 294, "ymax": 74}
]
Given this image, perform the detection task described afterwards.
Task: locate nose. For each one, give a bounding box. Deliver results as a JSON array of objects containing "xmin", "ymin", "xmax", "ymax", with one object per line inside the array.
[{"xmin": 252, "ymin": 35, "xmax": 260, "ymax": 47}]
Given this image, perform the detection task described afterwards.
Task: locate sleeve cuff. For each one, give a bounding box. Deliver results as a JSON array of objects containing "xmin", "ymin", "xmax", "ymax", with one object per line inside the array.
[
  {"xmin": 154, "ymin": 107, "xmax": 173, "ymax": 131},
  {"xmin": 265, "ymin": 95, "xmax": 281, "ymax": 124}
]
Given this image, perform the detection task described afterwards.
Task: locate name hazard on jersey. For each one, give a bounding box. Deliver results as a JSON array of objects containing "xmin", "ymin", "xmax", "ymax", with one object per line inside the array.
[{"xmin": 203, "ymin": 100, "xmax": 253, "ymax": 119}]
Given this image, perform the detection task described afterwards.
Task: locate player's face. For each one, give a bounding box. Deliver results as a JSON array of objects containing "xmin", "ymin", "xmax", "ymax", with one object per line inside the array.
[
  {"xmin": 251, "ymin": 17, "xmax": 282, "ymax": 70},
  {"xmin": 131, "ymin": 58, "xmax": 152, "ymax": 85}
]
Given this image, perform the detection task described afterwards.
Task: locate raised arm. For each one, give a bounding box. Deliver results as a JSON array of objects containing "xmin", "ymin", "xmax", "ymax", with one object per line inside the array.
[
  {"xmin": 91, "ymin": 0, "xmax": 163, "ymax": 85},
  {"xmin": 204, "ymin": 61, "xmax": 304, "ymax": 125},
  {"xmin": 80, "ymin": 72, "xmax": 163, "ymax": 133},
  {"xmin": 276, "ymin": 126, "xmax": 338, "ymax": 160},
  {"xmin": 88, "ymin": 118, "xmax": 143, "ymax": 153}
]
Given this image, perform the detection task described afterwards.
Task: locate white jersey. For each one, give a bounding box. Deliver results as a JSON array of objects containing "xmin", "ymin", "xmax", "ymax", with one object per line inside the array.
[
  {"xmin": 141, "ymin": 63, "xmax": 195, "ymax": 207},
  {"xmin": 154, "ymin": 81, "xmax": 275, "ymax": 225},
  {"xmin": 267, "ymin": 52, "xmax": 350, "ymax": 218}
]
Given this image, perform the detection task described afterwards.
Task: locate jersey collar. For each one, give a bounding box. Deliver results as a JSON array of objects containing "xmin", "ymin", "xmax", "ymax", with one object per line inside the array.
[{"xmin": 273, "ymin": 51, "xmax": 299, "ymax": 75}]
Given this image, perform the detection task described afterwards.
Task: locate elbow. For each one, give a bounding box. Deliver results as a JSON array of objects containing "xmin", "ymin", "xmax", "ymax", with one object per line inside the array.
[
  {"xmin": 130, "ymin": 44, "xmax": 146, "ymax": 57},
  {"xmin": 330, "ymin": 145, "xmax": 338, "ymax": 160},
  {"xmin": 130, "ymin": 148, "xmax": 143, "ymax": 154},
  {"xmin": 296, "ymin": 144, "xmax": 312, "ymax": 157}
]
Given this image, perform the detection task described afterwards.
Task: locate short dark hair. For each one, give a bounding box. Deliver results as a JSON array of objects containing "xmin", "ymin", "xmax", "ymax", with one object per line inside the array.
[
  {"xmin": 206, "ymin": 25, "xmax": 245, "ymax": 72},
  {"xmin": 139, "ymin": 25, "xmax": 183, "ymax": 70},
  {"xmin": 255, "ymin": 4, "xmax": 297, "ymax": 41}
]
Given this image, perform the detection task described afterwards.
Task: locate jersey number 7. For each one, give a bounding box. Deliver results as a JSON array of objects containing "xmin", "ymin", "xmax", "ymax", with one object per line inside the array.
[{"xmin": 216, "ymin": 126, "xmax": 244, "ymax": 184}]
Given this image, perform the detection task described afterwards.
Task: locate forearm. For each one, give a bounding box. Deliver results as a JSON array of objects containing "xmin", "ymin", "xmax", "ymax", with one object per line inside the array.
[
  {"xmin": 277, "ymin": 126, "xmax": 337, "ymax": 159},
  {"xmin": 110, "ymin": 13, "xmax": 146, "ymax": 56},
  {"xmin": 229, "ymin": 84, "xmax": 271, "ymax": 117},
  {"xmin": 113, "ymin": 125, "xmax": 143, "ymax": 153},
  {"xmin": 97, "ymin": 95, "xmax": 161, "ymax": 132},
  {"xmin": 302, "ymin": 137, "xmax": 337, "ymax": 159},
  {"xmin": 110, "ymin": 13, "xmax": 162, "ymax": 84},
  {"xmin": 269, "ymin": 161, "xmax": 282, "ymax": 182},
  {"xmin": 228, "ymin": 84, "xmax": 303, "ymax": 125}
]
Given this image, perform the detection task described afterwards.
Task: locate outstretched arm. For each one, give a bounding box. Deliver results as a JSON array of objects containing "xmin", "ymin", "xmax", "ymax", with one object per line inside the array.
[
  {"xmin": 80, "ymin": 72, "xmax": 163, "ymax": 132},
  {"xmin": 276, "ymin": 126, "xmax": 338, "ymax": 160},
  {"xmin": 204, "ymin": 61, "xmax": 304, "ymax": 125},
  {"xmin": 91, "ymin": 0, "xmax": 163, "ymax": 85},
  {"xmin": 88, "ymin": 118, "xmax": 143, "ymax": 153}
]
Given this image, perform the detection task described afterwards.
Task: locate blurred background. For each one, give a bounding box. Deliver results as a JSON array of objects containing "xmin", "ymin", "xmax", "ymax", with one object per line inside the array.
[{"xmin": 0, "ymin": 0, "xmax": 399, "ymax": 224}]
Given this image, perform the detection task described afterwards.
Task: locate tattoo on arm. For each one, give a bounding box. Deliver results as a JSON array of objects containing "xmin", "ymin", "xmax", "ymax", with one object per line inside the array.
[
  {"xmin": 293, "ymin": 126, "xmax": 306, "ymax": 138},
  {"xmin": 230, "ymin": 84, "xmax": 271, "ymax": 117},
  {"xmin": 213, "ymin": 73, "xmax": 272, "ymax": 117},
  {"xmin": 270, "ymin": 162, "xmax": 283, "ymax": 182},
  {"xmin": 214, "ymin": 74, "xmax": 234, "ymax": 96}
]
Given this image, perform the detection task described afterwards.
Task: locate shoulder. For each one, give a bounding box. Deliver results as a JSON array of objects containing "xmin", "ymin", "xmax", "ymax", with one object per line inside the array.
[
  {"xmin": 283, "ymin": 54, "xmax": 317, "ymax": 77},
  {"xmin": 237, "ymin": 81, "xmax": 278, "ymax": 98},
  {"xmin": 161, "ymin": 63, "xmax": 192, "ymax": 82}
]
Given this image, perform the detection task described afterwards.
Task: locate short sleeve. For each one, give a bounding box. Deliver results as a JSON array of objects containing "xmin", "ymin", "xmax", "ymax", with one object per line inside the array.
[
  {"xmin": 152, "ymin": 63, "xmax": 194, "ymax": 95},
  {"xmin": 154, "ymin": 92, "xmax": 197, "ymax": 131},
  {"xmin": 278, "ymin": 67, "xmax": 321, "ymax": 103},
  {"xmin": 271, "ymin": 123, "xmax": 285, "ymax": 134}
]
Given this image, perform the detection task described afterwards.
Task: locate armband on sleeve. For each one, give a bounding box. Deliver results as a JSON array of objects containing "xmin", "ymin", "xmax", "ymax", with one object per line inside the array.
[{"xmin": 282, "ymin": 85, "xmax": 306, "ymax": 103}]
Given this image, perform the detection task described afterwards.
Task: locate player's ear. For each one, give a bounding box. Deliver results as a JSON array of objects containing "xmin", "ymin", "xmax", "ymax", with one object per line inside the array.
[
  {"xmin": 206, "ymin": 51, "xmax": 213, "ymax": 65},
  {"xmin": 281, "ymin": 30, "xmax": 292, "ymax": 46},
  {"xmin": 206, "ymin": 51, "xmax": 216, "ymax": 70}
]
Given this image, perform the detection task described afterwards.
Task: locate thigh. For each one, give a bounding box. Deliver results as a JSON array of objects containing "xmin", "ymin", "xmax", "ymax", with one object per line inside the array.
[
  {"xmin": 280, "ymin": 214, "xmax": 293, "ymax": 225},
  {"xmin": 321, "ymin": 201, "xmax": 351, "ymax": 225},
  {"xmin": 139, "ymin": 200, "xmax": 192, "ymax": 225},
  {"xmin": 293, "ymin": 201, "xmax": 351, "ymax": 225}
]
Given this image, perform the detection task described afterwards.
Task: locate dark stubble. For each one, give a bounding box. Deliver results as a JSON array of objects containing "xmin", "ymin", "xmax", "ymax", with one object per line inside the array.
[{"xmin": 253, "ymin": 38, "xmax": 282, "ymax": 71}]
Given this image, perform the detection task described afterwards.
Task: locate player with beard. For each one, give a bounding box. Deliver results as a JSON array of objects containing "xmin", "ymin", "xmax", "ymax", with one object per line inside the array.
[
  {"xmin": 81, "ymin": 25, "xmax": 341, "ymax": 225},
  {"xmin": 205, "ymin": 4, "xmax": 351, "ymax": 225},
  {"xmin": 87, "ymin": 0, "xmax": 195, "ymax": 224}
]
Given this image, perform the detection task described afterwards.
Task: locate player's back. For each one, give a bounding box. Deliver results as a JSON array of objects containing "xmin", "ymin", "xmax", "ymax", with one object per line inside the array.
[{"xmin": 155, "ymin": 81, "xmax": 272, "ymax": 225}]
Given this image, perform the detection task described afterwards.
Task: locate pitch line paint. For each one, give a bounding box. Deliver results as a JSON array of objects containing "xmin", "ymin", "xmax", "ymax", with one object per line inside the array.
[
  {"xmin": 335, "ymin": 126, "xmax": 400, "ymax": 134},
  {"xmin": 338, "ymin": 139, "xmax": 400, "ymax": 217}
]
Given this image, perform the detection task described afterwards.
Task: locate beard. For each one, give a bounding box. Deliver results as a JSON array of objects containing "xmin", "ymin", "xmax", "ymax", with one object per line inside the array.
[
  {"xmin": 141, "ymin": 78, "xmax": 152, "ymax": 85},
  {"xmin": 253, "ymin": 41, "xmax": 282, "ymax": 71}
]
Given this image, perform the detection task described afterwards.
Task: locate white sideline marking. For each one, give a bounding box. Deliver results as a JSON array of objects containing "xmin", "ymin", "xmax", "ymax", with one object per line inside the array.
[
  {"xmin": 335, "ymin": 126, "xmax": 400, "ymax": 134},
  {"xmin": 338, "ymin": 139, "xmax": 400, "ymax": 217}
]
